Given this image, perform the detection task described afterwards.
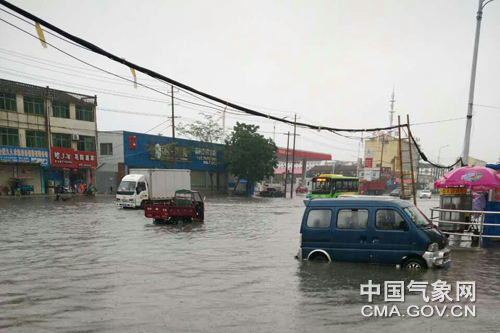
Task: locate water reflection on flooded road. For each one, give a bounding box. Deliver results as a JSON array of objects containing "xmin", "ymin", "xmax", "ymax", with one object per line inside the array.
[{"xmin": 1, "ymin": 195, "xmax": 499, "ymax": 332}]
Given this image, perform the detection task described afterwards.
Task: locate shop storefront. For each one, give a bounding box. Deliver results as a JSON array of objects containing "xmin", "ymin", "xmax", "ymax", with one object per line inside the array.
[
  {"xmin": 45, "ymin": 147, "xmax": 97, "ymax": 193},
  {"xmin": 0, "ymin": 145, "xmax": 50, "ymax": 194}
]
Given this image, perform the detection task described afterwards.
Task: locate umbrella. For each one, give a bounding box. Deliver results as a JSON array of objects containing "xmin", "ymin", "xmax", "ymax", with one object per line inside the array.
[{"xmin": 434, "ymin": 166, "xmax": 500, "ymax": 191}]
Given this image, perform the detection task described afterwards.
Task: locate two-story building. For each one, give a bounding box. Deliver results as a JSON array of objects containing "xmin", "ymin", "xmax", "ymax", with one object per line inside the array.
[{"xmin": 0, "ymin": 79, "xmax": 97, "ymax": 194}]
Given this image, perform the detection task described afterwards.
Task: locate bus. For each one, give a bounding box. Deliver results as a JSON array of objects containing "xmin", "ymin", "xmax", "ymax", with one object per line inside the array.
[{"xmin": 307, "ymin": 174, "xmax": 359, "ymax": 198}]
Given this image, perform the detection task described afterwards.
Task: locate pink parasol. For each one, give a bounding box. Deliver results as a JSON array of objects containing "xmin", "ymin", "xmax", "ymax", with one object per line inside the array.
[{"xmin": 434, "ymin": 166, "xmax": 500, "ymax": 191}]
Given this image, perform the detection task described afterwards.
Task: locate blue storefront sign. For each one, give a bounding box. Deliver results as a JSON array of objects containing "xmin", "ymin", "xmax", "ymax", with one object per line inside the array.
[
  {"xmin": 122, "ymin": 131, "xmax": 225, "ymax": 172},
  {"xmin": 0, "ymin": 145, "xmax": 50, "ymax": 167}
]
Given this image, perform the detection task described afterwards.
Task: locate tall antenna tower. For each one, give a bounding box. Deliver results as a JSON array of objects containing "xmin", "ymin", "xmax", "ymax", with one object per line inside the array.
[{"xmin": 389, "ymin": 87, "xmax": 396, "ymax": 127}]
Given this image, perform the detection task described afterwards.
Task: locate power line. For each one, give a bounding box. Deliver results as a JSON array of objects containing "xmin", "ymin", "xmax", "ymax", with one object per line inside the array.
[
  {"xmin": 0, "ymin": 5, "xmax": 404, "ymax": 134},
  {"xmin": 474, "ymin": 104, "xmax": 500, "ymax": 111},
  {"xmin": 97, "ymin": 107, "xmax": 168, "ymax": 118}
]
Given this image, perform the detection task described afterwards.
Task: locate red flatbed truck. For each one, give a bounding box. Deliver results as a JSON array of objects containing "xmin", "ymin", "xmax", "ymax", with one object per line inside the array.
[{"xmin": 144, "ymin": 189, "xmax": 204, "ymax": 223}]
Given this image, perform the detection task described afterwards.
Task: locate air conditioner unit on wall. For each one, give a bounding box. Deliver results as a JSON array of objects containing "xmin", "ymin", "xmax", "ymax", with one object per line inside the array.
[{"xmin": 71, "ymin": 134, "xmax": 80, "ymax": 141}]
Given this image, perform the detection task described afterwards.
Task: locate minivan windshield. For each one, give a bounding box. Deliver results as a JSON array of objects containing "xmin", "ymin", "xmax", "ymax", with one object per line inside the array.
[
  {"xmin": 117, "ymin": 181, "xmax": 136, "ymax": 195},
  {"xmin": 403, "ymin": 206, "xmax": 431, "ymax": 228}
]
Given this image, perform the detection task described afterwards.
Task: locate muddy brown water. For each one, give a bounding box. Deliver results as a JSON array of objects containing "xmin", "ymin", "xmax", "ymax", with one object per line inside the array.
[{"xmin": 1, "ymin": 195, "xmax": 499, "ymax": 332}]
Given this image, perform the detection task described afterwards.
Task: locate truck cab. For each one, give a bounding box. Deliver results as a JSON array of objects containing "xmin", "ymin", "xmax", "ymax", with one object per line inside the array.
[
  {"xmin": 298, "ymin": 196, "xmax": 450, "ymax": 269},
  {"xmin": 116, "ymin": 174, "xmax": 149, "ymax": 208}
]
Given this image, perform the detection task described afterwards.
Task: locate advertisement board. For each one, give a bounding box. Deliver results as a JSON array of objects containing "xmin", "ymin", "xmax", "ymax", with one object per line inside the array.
[
  {"xmin": 0, "ymin": 145, "xmax": 49, "ymax": 167},
  {"xmin": 50, "ymin": 147, "xmax": 97, "ymax": 168}
]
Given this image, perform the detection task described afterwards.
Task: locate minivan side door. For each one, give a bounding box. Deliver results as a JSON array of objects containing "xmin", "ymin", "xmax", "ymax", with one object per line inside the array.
[
  {"xmin": 330, "ymin": 207, "xmax": 371, "ymax": 262},
  {"xmin": 368, "ymin": 208, "xmax": 412, "ymax": 265},
  {"xmin": 301, "ymin": 208, "xmax": 333, "ymax": 258}
]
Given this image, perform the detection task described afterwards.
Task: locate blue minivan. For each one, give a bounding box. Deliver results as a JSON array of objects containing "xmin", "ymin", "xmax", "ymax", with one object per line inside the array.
[{"xmin": 298, "ymin": 196, "xmax": 450, "ymax": 269}]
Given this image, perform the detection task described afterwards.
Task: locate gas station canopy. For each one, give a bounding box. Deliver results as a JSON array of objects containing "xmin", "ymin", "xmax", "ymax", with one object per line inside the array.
[{"xmin": 276, "ymin": 148, "xmax": 331, "ymax": 162}]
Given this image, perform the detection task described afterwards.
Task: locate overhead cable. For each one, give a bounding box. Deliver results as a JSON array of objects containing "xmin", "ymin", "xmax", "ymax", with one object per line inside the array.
[{"xmin": 0, "ymin": 0, "xmax": 404, "ymax": 133}]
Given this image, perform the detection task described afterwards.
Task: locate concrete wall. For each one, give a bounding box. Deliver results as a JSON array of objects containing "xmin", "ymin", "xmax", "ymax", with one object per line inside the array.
[{"xmin": 96, "ymin": 131, "xmax": 124, "ymax": 173}]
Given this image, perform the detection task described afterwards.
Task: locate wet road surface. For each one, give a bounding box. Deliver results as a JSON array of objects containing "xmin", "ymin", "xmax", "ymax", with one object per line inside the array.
[{"xmin": 1, "ymin": 195, "xmax": 500, "ymax": 332}]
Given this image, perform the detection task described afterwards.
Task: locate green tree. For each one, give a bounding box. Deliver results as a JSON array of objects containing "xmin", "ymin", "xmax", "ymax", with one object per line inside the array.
[
  {"xmin": 225, "ymin": 122, "xmax": 278, "ymax": 194},
  {"xmin": 177, "ymin": 114, "xmax": 225, "ymax": 190}
]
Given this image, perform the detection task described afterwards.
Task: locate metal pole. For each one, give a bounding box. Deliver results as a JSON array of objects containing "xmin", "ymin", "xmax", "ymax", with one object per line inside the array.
[
  {"xmin": 284, "ymin": 132, "xmax": 290, "ymax": 197},
  {"xmin": 222, "ymin": 104, "xmax": 226, "ymax": 141},
  {"xmin": 171, "ymin": 85, "xmax": 176, "ymax": 168},
  {"xmin": 356, "ymin": 132, "xmax": 362, "ymax": 177},
  {"xmin": 479, "ymin": 213, "xmax": 485, "ymax": 247},
  {"xmin": 379, "ymin": 136, "xmax": 385, "ymax": 180},
  {"xmin": 398, "ymin": 116, "xmax": 405, "ymax": 200},
  {"xmin": 463, "ymin": 0, "xmax": 485, "ymax": 166},
  {"xmin": 407, "ymin": 115, "xmax": 417, "ymax": 206},
  {"xmin": 290, "ymin": 114, "xmax": 297, "ymax": 198}
]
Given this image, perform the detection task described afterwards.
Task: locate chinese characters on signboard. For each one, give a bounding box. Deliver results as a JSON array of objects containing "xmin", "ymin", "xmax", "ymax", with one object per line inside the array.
[
  {"xmin": 0, "ymin": 145, "xmax": 49, "ymax": 167},
  {"xmin": 50, "ymin": 147, "xmax": 97, "ymax": 168},
  {"xmin": 365, "ymin": 158, "xmax": 373, "ymax": 168},
  {"xmin": 194, "ymin": 148, "xmax": 217, "ymax": 166}
]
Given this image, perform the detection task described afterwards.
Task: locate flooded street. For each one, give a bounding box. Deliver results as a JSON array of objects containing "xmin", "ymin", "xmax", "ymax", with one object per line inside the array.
[{"xmin": 1, "ymin": 195, "xmax": 500, "ymax": 332}]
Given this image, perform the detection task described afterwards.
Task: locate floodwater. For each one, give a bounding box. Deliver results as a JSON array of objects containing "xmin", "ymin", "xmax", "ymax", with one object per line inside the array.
[{"xmin": 1, "ymin": 195, "xmax": 499, "ymax": 332}]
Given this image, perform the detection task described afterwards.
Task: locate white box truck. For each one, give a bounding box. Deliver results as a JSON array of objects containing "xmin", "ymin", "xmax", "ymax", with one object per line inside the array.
[{"xmin": 116, "ymin": 169, "xmax": 191, "ymax": 208}]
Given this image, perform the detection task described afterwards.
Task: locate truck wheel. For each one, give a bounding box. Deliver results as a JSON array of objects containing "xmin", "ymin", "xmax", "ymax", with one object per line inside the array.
[{"xmin": 403, "ymin": 258, "xmax": 426, "ymax": 270}]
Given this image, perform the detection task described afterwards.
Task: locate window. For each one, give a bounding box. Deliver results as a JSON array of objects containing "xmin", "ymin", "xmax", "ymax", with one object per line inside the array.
[
  {"xmin": 26, "ymin": 130, "xmax": 47, "ymax": 148},
  {"xmin": 306, "ymin": 209, "xmax": 332, "ymax": 228},
  {"xmin": 24, "ymin": 97, "xmax": 44, "ymax": 115},
  {"xmin": 100, "ymin": 143, "xmax": 113, "ymax": 155},
  {"xmin": 77, "ymin": 135, "xmax": 95, "ymax": 152},
  {"xmin": 0, "ymin": 127, "xmax": 19, "ymax": 146},
  {"xmin": 376, "ymin": 210, "xmax": 408, "ymax": 231},
  {"xmin": 76, "ymin": 104, "xmax": 94, "ymax": 122},
  {"xmin": 52, "ymin": 101, "xmax": 70, "ymax": 118},
  {"xmin": 311, "ymin": 178, "xmax": 332, "ymax": 195},
  {"xmin": 136, "ymin": 182, "xmax": 146, "ymax": 193},
  {"xmin": 0, "ymin": 92, "xmax": 17, "ymax": 111},
  {"xmin": 337, "ymin": 209, "xmax": 368, "ymax": 229},
  {"xmin": 52, "ymin": 133, "xmax": 72, "ymax": 148}
]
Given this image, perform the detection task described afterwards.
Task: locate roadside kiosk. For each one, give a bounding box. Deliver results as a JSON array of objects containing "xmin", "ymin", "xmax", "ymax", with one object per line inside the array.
[{"xmin": 438, "ymin": 187, "xmax": 472, "ymax": 232}]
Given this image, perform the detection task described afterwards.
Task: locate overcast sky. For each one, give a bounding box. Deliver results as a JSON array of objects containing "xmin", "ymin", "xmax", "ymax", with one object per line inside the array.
[{"xmin": 1, "ymin": 0, "xmax": 499, "ymax": 164}]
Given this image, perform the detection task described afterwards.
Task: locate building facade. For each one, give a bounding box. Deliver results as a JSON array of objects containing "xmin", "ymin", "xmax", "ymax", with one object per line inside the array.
[
  {"xmin": 358, "ymin": 133, "xmax": 420, "ymax": 186},
  {"xmin": 0, "ymin": 79, "xmax": 97, "ymax": 194},
  {"xmin": 96, "ymin": 131, "xmax": 227, "ymax": 194}
]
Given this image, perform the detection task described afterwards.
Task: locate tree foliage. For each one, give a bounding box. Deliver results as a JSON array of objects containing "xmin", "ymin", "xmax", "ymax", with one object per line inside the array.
[
  {"xmin": 177, "ymin": 114, "xmax": 226, "ymax": 189},
  {"xmin": 225, "ymin": 122, "xmax": 278, "ymax": 186}
]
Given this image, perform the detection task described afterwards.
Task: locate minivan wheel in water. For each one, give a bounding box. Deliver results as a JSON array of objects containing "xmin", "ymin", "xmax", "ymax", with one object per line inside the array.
[{"xmin": 403, "ymin": 258, "xmax": 425, "ymax": 270}]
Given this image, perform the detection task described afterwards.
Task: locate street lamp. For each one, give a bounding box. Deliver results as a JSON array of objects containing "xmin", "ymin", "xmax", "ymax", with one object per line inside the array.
[
  {"xmin": 463, "ymin": 0, "xmax": 496, "ymax": 165},
  {"xmin": 438, "ymin": 145, "xmax": 450, "ymax": 165}
]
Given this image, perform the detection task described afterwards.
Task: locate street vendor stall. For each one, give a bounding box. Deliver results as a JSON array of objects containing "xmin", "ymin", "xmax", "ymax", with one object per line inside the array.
[{"xmin": 435, "ymin": 166, "xmax": 500, "ymax": 238}]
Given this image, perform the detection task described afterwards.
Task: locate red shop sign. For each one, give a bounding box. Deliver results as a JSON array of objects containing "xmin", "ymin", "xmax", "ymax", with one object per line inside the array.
[{"xmin": 50, "ymin": 147, "xmax": 97, "ymax": 168}]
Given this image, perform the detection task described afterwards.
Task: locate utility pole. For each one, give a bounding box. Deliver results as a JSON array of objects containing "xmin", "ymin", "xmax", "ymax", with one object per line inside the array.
[
  {"xmin": 356, "ymin": 132, "xmax": 364, "ymax": 178},
  {"xmin": 290, "ymin": 114, "xmax": 297, "ymax": 198},
  {"xmin": 171, "ymin": 85, "xmax": 176, "ymax": 168},
  {"xmin": 379, "ymin": 135, "xmax": 386, "ymax": 180},
  {"xmin": 222, "ymin": 104, "xmax": 227, "ymax": 141},
  {"xmin": 463, "ymin": 0, "xmax": 494, "ymax": 165},
  {"xmin": 284, "ymin": 131, "xmax": 290, "ymax": 197}
]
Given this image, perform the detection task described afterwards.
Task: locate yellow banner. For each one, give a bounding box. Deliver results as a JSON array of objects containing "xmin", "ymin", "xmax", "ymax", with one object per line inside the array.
[
  {"xmin": 35, "ymin": 22, "xmax": 47, "ymax": 49},
  {"xmin": 130, "ymin": 67, "xmax": 137, "ymax": 89}
]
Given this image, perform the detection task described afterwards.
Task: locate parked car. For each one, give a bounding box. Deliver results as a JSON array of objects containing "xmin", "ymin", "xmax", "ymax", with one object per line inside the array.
[
  {"xmin": 297, "ymin": 196, "xmax": 450, "ymax": 269},
  {"xmin": 259, "ymin": 187, "xmax": 285, "ymax": 198},
  {"xmin": 419, "ymin": 190, "xmax": 432, "ymax": 199},
  {"xmin": 295, "ymin": 186, "xmax": 308, "ymax": 194},
  {"xmin": 389, "ymin": 188, "xmax": 401, "ymax": 197}
]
